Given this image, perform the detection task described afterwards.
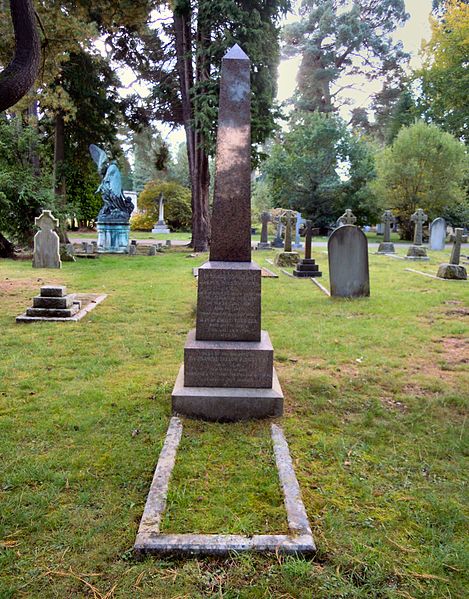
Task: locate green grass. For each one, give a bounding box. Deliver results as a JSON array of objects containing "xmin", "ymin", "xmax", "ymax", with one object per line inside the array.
[{"xmin": 0, "ymin": 247, "xmax": 468, "ymax": 598}]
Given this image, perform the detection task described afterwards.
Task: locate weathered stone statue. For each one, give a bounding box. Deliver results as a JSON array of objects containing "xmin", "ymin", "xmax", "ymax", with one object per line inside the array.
[{"xmin": 89, "ymin": 144, "xmax": 133, "ymax": 253}]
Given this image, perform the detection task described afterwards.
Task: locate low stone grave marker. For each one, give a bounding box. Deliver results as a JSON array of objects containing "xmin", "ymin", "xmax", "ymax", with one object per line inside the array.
[{"xmin": 437, "ymin": 228, "xmax": 467, "ymax": 280}]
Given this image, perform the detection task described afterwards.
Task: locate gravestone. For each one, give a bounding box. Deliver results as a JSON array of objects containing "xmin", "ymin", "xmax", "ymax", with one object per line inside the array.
[
  {"xmin": 293, "ymin": 220, "xmax": 322, "ymax": 277},
  {"xmin": 406, "ymin": 208, "xmax": 429, "ymax": 260},
  {"xmin": 272, "ymin": 216, "xmax": 284, "ymax": 248},
  {"xmin": 338, "ymin": 209, "xmax": 357, "ymax": 226},
  {"xmin": 274, "ymin": 210, "xmax": 300, "ymax": 266},
  {"xmin": 171, "ymin": 45, "xmax": 283, "ymax": 421},
  {"xmin": 19, "ymin": 285, "xmax": 80, "ymax": 319},
  {"xmin": 437, "ymin": 228, "xmax": 467, "ymax": 280},
  {"xmin": 293, "ymin": 212, "xmax": 306, "ymax": 249},
  {"xmin": 377, "ymin": 210, "xmax": 396, "ymax": 254},
  {"xmin": 258, "ymin": 211, "xmax": 271, "ymax": 249},
  {"xmin": 152, "ymin": 194, "xmax": 171, "ymax": 234},
  {"xmin": 429, "ymin": 217, "xmax": 446, "ymax": 251},
  {"xmin": 328, "ymin": 225, "xmax": 370, "ymax": 298},
  {"xmin": 32, "ymin": 210, "xmax": 61, "ymax": 269}
]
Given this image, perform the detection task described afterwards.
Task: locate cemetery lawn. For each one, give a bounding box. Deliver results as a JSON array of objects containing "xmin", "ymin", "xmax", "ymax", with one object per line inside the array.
[{"xmin": 0, "ymin": 248, "xmax": 468, "ymax": 598}]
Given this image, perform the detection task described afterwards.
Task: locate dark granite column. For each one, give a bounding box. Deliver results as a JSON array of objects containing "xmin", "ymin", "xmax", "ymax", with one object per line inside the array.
[
  {"xmin": 172, "ymin": 45, "xmax": 283, "ymax": 421},
  {"xmin": 210, "ymin": 45, "xmax": 251, "ymax": 262}
]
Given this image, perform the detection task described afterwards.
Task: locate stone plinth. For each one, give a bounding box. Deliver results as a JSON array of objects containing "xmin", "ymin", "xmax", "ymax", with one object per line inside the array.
[
  {"xmin": 195, "ymin": 262, "xmax": 261, "ymax": 342},
  {"xmin": 152, "ymin": 222, "xmax": 170, "ymax": 234},
  {"xmin": 437, "ymin": 264, "xmax": 467, "ymax": 280},
  {"xmin": 22, "ymin": 285, "xmax": 80, "ymax": 320},
  {"xmin": 275, "ymin": 252, "xmax": 300, "ymax": 267},
  {"xmin": 293, "ymin": 258, "xmax": 322, "ymax": 278},
  {"xmin": 97, "ymin": 222, "xmax": 130, "ymax": 253},
  {"xmin": 377, "ymin": 242, "xmax": 395, "ymax": 254},
  {"xmin": 184, "ymin": 329, "xmax": 273, "ymax": 388},
  {"xmin": 405, "ymin": 245, "xmax": 429, "ymax": 260},
  {"xmin": 172, "ymin": 365, "xmax": 283, "ymax": 422}
]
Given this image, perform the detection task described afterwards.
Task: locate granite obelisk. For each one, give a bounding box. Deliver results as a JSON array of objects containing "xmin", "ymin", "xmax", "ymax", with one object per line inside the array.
[{"xmin": 171, "ymin": 45, "xmax": 283, "ymax": 421}]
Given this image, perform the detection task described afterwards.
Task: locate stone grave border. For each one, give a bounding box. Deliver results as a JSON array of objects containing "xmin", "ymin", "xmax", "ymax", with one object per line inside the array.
[
  {"xmin": 134, "ymin": 417, "xmax": 316, "ymax": 557},
  {"xmin": 16, "ymin": 293, "xmax": 108, "ymax": 323},
  {"xmin": 405, "ymin": 268, "xmax": 468, "ymax": 282},
  {"xmin": 310, "ymin": 277, "xmax": 330, "ymax": 296}
]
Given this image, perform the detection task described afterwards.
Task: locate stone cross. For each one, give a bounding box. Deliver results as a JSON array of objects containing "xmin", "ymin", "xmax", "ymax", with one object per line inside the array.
[
  {"xmin": 32, "ymin": 210, "xmax": 61, "ymax": 269},
  {"xmin": 294, "ymin": 212, "xmax": 306, "ymax": 248},
  {"xmin": 272, "ymin": 216, "xmax": 284, "ymax": 247},
  {"xmin": 210, "ymin": 44, "xmax": 251, "ymax": 262},
  {"xmin": 382, "ymin": 210, "xmax": 395, "ymax": 243},
  {"xmin": 282, "ymin": 210, "xmax": 295, "ymax": 252},
  {"xmin": 339, "ymin": 209, "xmax": 356, "ymax": 226},
  {"xmin": 450, "ymin": 228, "xmax": 463, "ymax": 265},
  {"xmin": 304, "ymin": 220, "xmax": 313, "ymax": 260},
  {"xmin": 411, "ymin": 208, "xmax": 428, "ymax": 245},
  {"xmin": 260, "ymin": 211, "xmax": 271, "ymax": 244}
]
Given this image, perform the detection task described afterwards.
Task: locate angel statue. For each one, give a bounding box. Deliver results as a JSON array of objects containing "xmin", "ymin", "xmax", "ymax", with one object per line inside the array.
[{"xmin": 89, "ymin": 144, "xmax": 134, "ymax": 223}]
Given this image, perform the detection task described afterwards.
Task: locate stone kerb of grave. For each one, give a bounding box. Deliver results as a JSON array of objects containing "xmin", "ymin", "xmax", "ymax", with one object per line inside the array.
[
  {"xmin": 406, "ymin": 208, "xmax": 429, "ymax": 260},
  {"xmin": 429, "ymin": 217, "xmax": 446, "ymax": 251},
  {"xmin": 377, "ymin": 210, "xmax": 396, "ymax": 254},
  {"xmin": 293, "ymin": 220, "xmax": 322, "ymax": 278},
  {"xmin": 274, "ymin": 210, "xmax": 300, "ymax": 267},
  {"xmin": 171, "ymin": 44, "xmax": 283, "ymax": 422},
  {"xmin": 32, "ymin": 210, "xmax": 61, "ymax": 269},
  {"xmin": 328, "ymin": 225, "xmax": 370, "ymax": 298},
  {"xmin": 437, "ymin": 228, "xmax": 467, "ymax": 280}
]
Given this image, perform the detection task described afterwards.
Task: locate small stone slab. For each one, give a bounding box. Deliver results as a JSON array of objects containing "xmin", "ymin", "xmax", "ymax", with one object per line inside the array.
[
  {"xmin": 33, "ymin": 295, "xmax": 73, "ymax": 309},
  {"xmin": 16, "ymin": 294, "xmax": 107, "ymax": 323},
  {"xmin": 26, "ymin": 305, "xmax": 79, "ymax": 318},
  {"xmin": 134, "ymin": 417, "xmax": 315, "ymax": 556},
  {"xmin": 274, "ymin": 252, "xmax": 300, "ymax": 267},
  {"xmin": 40, "ymin": 285, "xmax": 67, "ymax": 297},
  {"xmin": 377, "ymin": 242, "xmax": 395, "ymax": 254},
  {"xmin": 172, "ymin": 365, "xmax": 283, "ymax": 422},
  {"xmin": 184, "ymin": 329, "xmax": 274, "ymax": 388}
]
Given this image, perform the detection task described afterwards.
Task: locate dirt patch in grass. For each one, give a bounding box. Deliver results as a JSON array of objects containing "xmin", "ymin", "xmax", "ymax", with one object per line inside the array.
[
  {"xmin": 0, "ymin": 278, "xmax": 37, "ymax": 295},
  {"xmin": 441, "ymin": 336, "xmax": 469, "ymax": 366}
]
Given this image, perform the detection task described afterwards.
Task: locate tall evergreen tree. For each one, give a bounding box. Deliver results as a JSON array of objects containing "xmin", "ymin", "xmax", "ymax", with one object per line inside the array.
[{"xmin": 284, "ymin": 0, "xmax": 409, "ymax": 113}]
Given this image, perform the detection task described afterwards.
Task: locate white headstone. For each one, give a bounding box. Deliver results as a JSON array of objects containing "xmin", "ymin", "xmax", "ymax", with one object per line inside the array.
[
  {"xmin": 429, "ymin": 217, "xmax": 446, "ymax": 251},
  {"xmin": 32, "ymin": 210, "xmax": 61, "ymax": 269}
]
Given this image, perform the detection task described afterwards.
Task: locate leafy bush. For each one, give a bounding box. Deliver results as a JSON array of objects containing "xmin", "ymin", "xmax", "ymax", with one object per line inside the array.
[{"xmin": 131, "ymin": 179, "xmax": 191, "ymax": 231}]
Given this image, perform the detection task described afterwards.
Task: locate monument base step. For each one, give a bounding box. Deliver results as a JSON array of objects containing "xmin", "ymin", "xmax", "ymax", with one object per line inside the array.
[
  {"xmin": 184, "ymin": 329, "xmax": 273, "ymax": 388},
  {"xmin": 293, "ymin": 270, "xmax": 322, "ymax": 278},
  {"xmin": 172, "ymin": 365, "xmax": 283, "ymax": 422},
  {"xmin": 377, "ymin": 242, "xmax": 395, "ymax": 254}
]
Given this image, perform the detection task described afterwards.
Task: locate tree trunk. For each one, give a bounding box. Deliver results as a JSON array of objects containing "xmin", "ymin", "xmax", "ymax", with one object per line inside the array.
[
  {"xmin": 0, "ymin": 0, "xmax": 40, "ymax": 112},
  {"xmin": 173, "ymin": 6, "xmax": 210, "ymax": 252},
  {"xmin": 0, "ymin": 232, "xmax": 16, "ymax": 258},
  {"xmin": 53, "ymin": 111, "xmax": 70, "ymax": 243}
]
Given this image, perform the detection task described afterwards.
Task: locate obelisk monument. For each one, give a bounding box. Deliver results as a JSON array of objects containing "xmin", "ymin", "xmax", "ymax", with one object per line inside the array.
[{"xmin": 171, "ymin": 45, "xmax": 283, "ymax": 421}]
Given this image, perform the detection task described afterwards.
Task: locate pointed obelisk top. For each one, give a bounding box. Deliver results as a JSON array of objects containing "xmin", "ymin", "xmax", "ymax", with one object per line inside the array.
[
  {"xmin": 223, "ymin": 44, "xmax": 250, "ymax": 61},
  {"xmin": 210, "ymin": 42, "xmax": 251, "ymax": 262}
]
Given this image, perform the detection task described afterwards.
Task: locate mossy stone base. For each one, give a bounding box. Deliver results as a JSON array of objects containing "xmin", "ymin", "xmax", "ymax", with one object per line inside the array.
[
  {"xmin": 437, "ymin": 263, "xmax": 467, "ymax": 280},
  {"xmin": 274, "ymin": 252, "xmax": 300, "ymax": 267}
]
